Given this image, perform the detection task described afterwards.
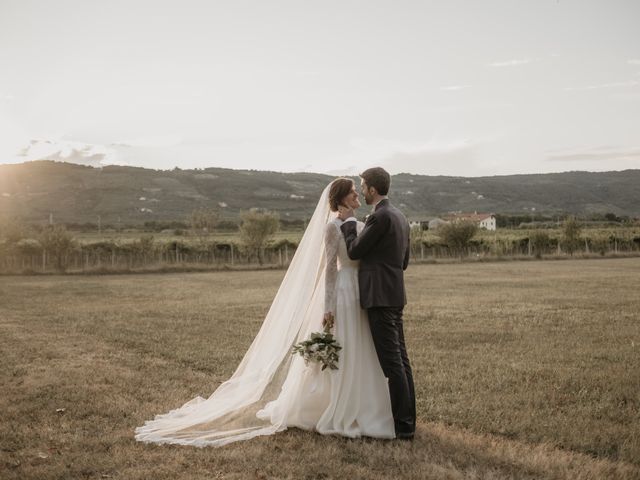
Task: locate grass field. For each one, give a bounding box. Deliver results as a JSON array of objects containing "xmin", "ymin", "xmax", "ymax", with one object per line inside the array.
[{"xmin": 1, "ymin": 259, "xmax": 639, "ymax": 479}]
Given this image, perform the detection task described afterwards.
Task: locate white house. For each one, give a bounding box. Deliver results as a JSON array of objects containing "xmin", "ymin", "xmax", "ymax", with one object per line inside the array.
[
  {"xmin": 444, "ymin": 212, "xmax": 497, "ymax": 231},
  {"xmin": 478, "ymin": 215, "xmax": 496, "ymax": 231}
]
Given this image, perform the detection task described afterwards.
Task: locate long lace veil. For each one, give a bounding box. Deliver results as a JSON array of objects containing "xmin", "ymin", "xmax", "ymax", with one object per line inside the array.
[{"xmin": 135, "ymin": 184, "xmax": 333, "ymax": 446}]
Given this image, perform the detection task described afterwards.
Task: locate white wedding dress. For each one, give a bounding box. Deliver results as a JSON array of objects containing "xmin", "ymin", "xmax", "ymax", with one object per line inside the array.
[
  {"xmin": 135, "ymin": 185, "xmax": 394, "ymax": 447},
  {"xmin": 255, "ymin": 219, "xmax": 395, "ymax": 438}
]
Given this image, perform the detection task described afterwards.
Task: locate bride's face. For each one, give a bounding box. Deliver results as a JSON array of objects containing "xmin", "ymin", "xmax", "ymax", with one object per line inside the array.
[{"xmin": 342, "ymin": 183, "xmax": 361, "ymax": 209}]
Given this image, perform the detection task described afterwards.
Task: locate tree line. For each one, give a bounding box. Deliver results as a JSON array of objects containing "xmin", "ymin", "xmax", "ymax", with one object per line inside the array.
[
  {"xmin": 414, "ymin": 217, "xmax": 640, "ymax": 259},
  {"xmin": 1, "ymin": 213, "xmax": 639, "ymax": 274},
  {"xmin": 0, "ymin": 208, "xmax": 283, "ymax": 273}
]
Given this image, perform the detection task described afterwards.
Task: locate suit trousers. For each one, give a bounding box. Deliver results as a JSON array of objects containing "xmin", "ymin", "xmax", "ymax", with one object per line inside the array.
[{"xmin": 367, "ymin": 306, "xmax": 416, "ymax": 435}]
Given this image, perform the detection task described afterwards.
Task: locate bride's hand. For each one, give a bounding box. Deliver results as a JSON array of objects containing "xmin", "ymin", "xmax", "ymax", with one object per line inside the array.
[{"xmin": 322, "ymin": 312, "xmax": 335, "ymax": 329}]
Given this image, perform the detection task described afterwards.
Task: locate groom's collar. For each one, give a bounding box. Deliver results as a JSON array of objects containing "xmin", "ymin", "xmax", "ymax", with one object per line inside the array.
[{"xmin": 374, "ymin": 198, "xmax": 389, "ymax": 211}]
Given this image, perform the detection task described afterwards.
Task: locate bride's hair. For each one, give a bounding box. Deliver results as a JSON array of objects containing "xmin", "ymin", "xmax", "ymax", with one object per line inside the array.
[{"xmin": 328, "ymin": 178, "xmax": 354, "ymax": 212}]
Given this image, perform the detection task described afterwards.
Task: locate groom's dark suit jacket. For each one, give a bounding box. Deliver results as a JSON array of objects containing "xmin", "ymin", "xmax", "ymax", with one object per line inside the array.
[{"xmin": 341, "ymin": 199, "xmax": 411, "ymax": 309}]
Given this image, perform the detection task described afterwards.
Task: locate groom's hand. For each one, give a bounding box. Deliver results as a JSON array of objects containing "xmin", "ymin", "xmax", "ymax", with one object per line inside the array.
[{"xmin": 322, "ymin": 312, "xmax": 334, "ymax": 329}]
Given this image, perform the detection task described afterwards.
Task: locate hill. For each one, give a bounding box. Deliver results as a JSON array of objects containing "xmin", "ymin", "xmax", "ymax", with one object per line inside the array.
[{"xmin": 0, "ymin": 161, "xmax": 639, "ymax": 224}]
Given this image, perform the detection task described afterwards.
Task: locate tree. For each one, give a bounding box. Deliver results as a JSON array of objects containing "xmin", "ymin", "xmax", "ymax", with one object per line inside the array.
[
  {"xmin": 16, "ymin": 238, "xmax": 43, "ymax": 256},
  {"xmin": 0, "ymin": 217, "xmax": 29, "ymax": 244},
  {"xmin": 436, "ymin": 220, "xmax": 478, "ymax": 256},
  {"xmin": 561, "ymin": 216, "xmax": 582, "ymax": 256},
  {"xmin": 529, "ymin": 231, "xmax": 551, "ymax": 259},
  {"xmin": 239, "ymin": 209, "xmax": 280, "ymax": 265},
  {"xmin": 604, "ymin": 212, "xmax": 620, "ymax": 223},
  {"xmin": 189, "ymin": 207, "xmax": 219, "ymax": 239},
  {"xmin": 39, "ymin": 225, "xmax": 75, "ymax": 271},
  {"xmin": 133, "ymin": 235, "xmax": 155, "ymax": 263}
]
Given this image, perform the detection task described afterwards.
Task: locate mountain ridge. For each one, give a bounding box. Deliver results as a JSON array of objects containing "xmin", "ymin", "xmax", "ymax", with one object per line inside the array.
[{"xmin": 1, "ymin": 161, "xmax": 638, "ymax": 224}]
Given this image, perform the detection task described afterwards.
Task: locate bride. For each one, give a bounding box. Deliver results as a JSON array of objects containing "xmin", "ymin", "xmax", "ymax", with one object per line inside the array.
[{"xmin": 135, "ymin": 178, "xmax": 395, "ymax": 446}]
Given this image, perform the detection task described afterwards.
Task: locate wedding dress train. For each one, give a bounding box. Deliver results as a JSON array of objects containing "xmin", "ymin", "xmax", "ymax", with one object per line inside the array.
[{"xmin": 135, "ymin": 185, "xmax": 394, "ymax": 446}]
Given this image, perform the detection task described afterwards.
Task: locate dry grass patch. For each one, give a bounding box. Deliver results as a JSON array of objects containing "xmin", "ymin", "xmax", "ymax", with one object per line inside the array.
[{"xmin": 1, "ymin": 259, "xmax": 638, "ymax": 479}]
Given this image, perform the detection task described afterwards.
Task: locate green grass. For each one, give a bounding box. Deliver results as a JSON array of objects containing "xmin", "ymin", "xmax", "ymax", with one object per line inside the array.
[{"xmin": 1, "ymin": 259, "xmax": 639, "ymax": 479}]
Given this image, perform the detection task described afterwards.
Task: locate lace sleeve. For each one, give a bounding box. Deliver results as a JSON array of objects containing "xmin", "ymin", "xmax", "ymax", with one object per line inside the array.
[{"xmin": 324, "ymin": 222, "xmax": 340, "ymax": 315}]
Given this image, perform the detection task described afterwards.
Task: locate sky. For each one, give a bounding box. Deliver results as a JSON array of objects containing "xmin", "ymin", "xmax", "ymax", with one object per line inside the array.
[{"xmin": 1, "ymin": 0, "xmax": 639, "ymax": 176}]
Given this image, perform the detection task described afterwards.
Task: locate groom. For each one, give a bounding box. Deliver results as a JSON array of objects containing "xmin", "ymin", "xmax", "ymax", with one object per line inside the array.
[{"xmin": 338, "ymin": 167, "xmax": 416, "ymax": 440}]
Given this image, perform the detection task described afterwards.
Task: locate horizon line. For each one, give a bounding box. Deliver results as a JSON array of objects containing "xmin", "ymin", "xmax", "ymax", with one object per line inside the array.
[{"xmin": 0, "ymin": 159, "xmax": 638, "ymax": 180}]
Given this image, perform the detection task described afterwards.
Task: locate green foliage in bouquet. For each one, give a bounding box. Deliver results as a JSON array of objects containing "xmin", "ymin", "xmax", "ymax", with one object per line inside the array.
[{"xmin": 291, "ymin": 324, "xmax": 342, "ymax": 371}]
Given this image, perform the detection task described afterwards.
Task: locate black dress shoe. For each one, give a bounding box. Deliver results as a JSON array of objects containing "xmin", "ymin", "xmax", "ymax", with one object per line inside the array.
[{"xmin": 396, "ymin": 431, "xmax": 414, "ymax": 441}]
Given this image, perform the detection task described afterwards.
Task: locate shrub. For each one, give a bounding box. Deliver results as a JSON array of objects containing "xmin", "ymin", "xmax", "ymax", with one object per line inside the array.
[
  {"xmin": 239, "ymin": 209, "xmax": 280, "ymax": 265},
  {"xmin": 436, "ymin": 220, "xmax": 478, "ymax": 256},
  {"xmin": 16, "ymin": 238, "xmax": 43, "ymax": 256},
  {"xmin": 189, "ymin": 207, "xmax": 219, "ymax": 237},
  {"xmin": 529, "ymin": 231, "xmax": 551, "ymax": 258},
  {"xmin": 39, "ymin": 225, "xmax": 75, "ymax": 271}
]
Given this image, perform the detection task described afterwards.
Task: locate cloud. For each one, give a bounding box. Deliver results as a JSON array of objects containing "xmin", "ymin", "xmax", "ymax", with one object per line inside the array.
[
  {"xmin": 17, "ymin": 138, "xmax": 127, "ymax": 167},
  {"xmin": 440, "ymin": 85, "xmax": 471, "ymax": 91},
  {"xmin": 487, "ymin": 58, "xmax": 531, "ymax": 67},
  {"xmin": 546, "ymin": 145, "xmax": 640, "ymax": 162},
  {"xmin": 564, "ymin": 80, "xmax": 639, "ymax": 91},
  {"xmin": 628, "ymin": 59, "xmax": 640, "ymax": 65}
]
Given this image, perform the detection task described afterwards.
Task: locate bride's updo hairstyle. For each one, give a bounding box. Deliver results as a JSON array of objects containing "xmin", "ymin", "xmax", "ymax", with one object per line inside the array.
[{"xmin": 328, "ymin": 178, "xmax": 354, "ymax": 212}]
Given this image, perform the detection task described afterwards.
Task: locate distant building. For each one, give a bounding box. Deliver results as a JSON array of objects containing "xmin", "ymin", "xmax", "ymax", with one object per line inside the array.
[
  {"xmin": 444, "ymin": 212, "xmax": 497, "ymax": 231},
  {"xmin": 478, "ymin": 215, "xmax": 496, "ymax": 231}
]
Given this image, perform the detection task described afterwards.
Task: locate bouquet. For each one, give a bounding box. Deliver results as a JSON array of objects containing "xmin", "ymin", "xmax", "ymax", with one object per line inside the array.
[{"xmin": 291, "ymin": 324, "xmax": 342, "ymax": 371}]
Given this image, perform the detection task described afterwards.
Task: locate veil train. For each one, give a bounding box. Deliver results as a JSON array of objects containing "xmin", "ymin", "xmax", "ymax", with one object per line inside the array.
[{"xmin": 135, "ymin": 184, "xmax": 333, "ymax": 447}]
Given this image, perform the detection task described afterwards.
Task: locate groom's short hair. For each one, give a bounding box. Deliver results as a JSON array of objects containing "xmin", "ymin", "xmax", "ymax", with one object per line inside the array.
[{"xmin": 360, "ymin": 167, "xmax": 391, "ymax": 196}]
